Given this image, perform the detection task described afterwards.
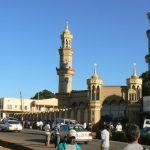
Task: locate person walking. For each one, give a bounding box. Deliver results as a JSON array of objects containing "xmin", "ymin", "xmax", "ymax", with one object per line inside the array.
[
  {"xmin": 54, "ymin": 124, "xmax": 60, "ymax": 148},
  {"xmin": 83, "ymin": 122, "xmax": 87, "ymax": 129},
  {"xmin": 101, "ymin": 124, "xmax": 110, "ymax": 150},
  {"xmin": 44, "ymin": 122, "xmax": 51, "ymax": 146},
  {"xmin": 116, "ymin": 123, "xmax": 122, "ymax": 132},
  {"xmin": 57, "ymin": 129, "xmax": 81, "ymax": 150},
  {"xmin": 120, "ymin": 124, "xmax": 144, "ymax": 150}
]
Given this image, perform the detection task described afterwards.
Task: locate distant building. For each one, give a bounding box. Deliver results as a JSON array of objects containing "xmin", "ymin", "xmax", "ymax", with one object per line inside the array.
[{"xmin": 0, "ymin": 97, "xmax": 58, "ymax": 119}]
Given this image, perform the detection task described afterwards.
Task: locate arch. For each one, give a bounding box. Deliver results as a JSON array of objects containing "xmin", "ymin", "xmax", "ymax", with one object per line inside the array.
[
  {"xmin": 84, "ymin": 109, "xmax": 88, "ymax": 123},
  {"xmin": 96, "ymin": 86, "xmax": 100, "ymax": 100},
  {"xmin": 79, "ymin": 102, "xmax": 86, "ymax": 108},
  {"xmin": 101, "ymin": 95, "xmax": 127, "ymax": 122},
  {"xmin": 71, "ymin": 102, "xmax": 78, "ymax": 108},
  {"xmin": 92, "ymin": 86, "xmax": 95, "ymax": 100},
  {"xmin": 71, "ymin": 109, "xmax": 74, "ymax": 119},
  {"xmin": 64, "ymin": 110, "xmax": 68, "ymax": 118},
  {"xmin": 66, "ymin": 39, "xmax": 68, "ymax": 48},
  {"xmin": 77, "ymin": 109, "xmax": 80, "ymax": 123},
  {"xmin": 132, "ymin": 85, "xmax": 135, "ymax": 89}
]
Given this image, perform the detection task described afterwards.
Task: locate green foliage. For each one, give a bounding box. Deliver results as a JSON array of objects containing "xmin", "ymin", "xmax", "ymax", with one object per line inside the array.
[
  {"xmin": 140, "ymin": 71, "xmax": 150, "ymax": 96},
  {"xmin": 31, "ymin": 89, "xmax": 55, "ymax": 99}
]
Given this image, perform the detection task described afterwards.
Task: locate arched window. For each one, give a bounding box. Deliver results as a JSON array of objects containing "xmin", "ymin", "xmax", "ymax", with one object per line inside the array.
[
  {"xmin": 96, "ymin": 86, "xmax": 100, "ymax": 100},
  {"xmin": 92, "ymin": 86, "xmax": 95, "ymax": 100},
  {"xmin": 132, "ymin": 93, "xmax": 134, "ymax": 100},
  {"xmin": 132, "ymin": 85, "xmax": 135, "ymax": 89},
  {"xmin": 129, "ymin": 94, "xmax": 131, "ymax": 101},
  {"xmin": 66, "ymin": 39, "xmax": 68, "ymax": 48}
]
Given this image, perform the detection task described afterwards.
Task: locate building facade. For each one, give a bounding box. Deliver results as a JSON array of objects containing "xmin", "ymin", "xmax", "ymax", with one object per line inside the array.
[
  {"xmin": 0, "ymin": 98, "xmax": 58, "ymax": 119},
  {"xmin": 56, "ymin": 22, "xmax": 143, "ymax": 125}
]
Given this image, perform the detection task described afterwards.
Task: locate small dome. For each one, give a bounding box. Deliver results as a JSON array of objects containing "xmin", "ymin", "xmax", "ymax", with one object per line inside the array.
[
  {"xmin": 61, "ymin": 21, "xmax": 73, "ymax": 39},
  {"xmin": 131, "ymin": 74, "xmax": 139, "ymax": 79},
  {"xmin": 131, "ymin": 63, "xmax": 139, "ymax": 79}
]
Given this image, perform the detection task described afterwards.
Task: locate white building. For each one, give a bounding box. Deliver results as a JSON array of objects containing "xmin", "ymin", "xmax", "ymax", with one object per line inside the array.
[{"xmin": 0, "ymin": 97, "xmax": 58, "ymax": 119}]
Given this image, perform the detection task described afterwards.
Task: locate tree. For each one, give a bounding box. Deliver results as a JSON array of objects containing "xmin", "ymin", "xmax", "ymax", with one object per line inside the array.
[
  {"xmin": 31, "ymin": 89, "xmax": 55, "ymax": 99},
  {"xmin": 140, "ymin": 71, "xmax": 150, "ymax": 96}
]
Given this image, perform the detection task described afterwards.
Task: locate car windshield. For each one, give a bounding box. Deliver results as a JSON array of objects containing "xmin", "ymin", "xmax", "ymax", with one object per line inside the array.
[
  {"xmin": 146, "ymin": 121, "xmax": 150, "ymax": 124},
  {"xmin": 71, "ymin": 125, "xmax": 87, "ymax": 132},
  {"xmin": 8, "ymin": 121, "xmax": 20, "ymax": 124}
]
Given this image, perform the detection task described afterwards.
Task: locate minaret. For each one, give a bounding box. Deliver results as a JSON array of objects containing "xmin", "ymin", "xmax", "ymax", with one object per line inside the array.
[
  {"xmin": 126, "ymin": 63, "xmax": 142, "ymax": 102},
  {"xmin": 87, "ymin": 64, "xmax": 103, "ymax": 124},
  {"xmin": 87, "ymin": 64, "xmax": 103, "ymax": 100},
  {"xmin": 56, "ymin": 21, "xmax": 75, "ymax": 93},
  {"xmin": 145, "ymin": 12, "xmax": 150, "ymax": 71}
]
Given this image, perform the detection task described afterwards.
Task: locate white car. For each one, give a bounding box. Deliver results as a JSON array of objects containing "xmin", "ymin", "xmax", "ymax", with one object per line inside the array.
[
  {"xmin": 51, "ymin": 124, "xmax": 93, "ymax": 144},
  {"xmin": 143, "ymin": 119, "xmax": 150, "ymax": 128},
  {"xmin": 0, "ymin": 120, "xmax": 23, "ymax": 132},
  {"xmin": 52, "ymin": 118, "xmax": 78, "ymax": 129}
]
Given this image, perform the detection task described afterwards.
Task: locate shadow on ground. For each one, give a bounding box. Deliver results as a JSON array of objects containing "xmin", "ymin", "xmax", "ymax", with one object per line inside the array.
[{"xmin": 0, "ymin": 140, "xmax": 33, "ymax": 150}]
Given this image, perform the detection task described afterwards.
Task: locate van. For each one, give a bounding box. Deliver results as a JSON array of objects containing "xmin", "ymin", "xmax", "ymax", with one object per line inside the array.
[
  {"xmin": 143, "ymin": 119, "xmax": 150, "ymax": 128},
  {"xmin": 52, "ymin": 118, "xmax": 78, "ymax": 129}
]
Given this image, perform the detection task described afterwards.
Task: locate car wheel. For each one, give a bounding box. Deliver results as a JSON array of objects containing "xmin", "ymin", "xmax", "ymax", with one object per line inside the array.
[{"xmin": 84, "ymin": 141, "xmax": 88, "ymax": 144}]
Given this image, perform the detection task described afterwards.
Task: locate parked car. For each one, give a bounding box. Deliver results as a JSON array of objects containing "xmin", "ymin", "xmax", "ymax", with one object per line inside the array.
[
  {"xmin": 52, "ymin": 118, "xmax": 78, "ymax": 129},
  {"xmin": 51, "ymin": 124, "xmax": 93, "ymax": 144},
  {"xmin": 140, "ymin": 127, "xmax": 150, "ymax": 136},
  {"xmin": 0, "ymin": 120, "xmax": 23, "ymax": 132},
  {"xmin": 143, "ymin": 119, "xmax": 150, "ymax": 128}
]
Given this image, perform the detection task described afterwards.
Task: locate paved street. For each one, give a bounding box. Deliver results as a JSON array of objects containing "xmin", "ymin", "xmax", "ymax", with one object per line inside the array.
[{"xmin": 0, "ymin": 129, "xmax": 149, "ymax": 150}]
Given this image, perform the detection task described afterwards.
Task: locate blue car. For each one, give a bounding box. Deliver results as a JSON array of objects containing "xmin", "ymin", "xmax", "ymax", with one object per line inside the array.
[{"xmin": 140, "ymin": 128, "xmax": 150, "ymax": 136}]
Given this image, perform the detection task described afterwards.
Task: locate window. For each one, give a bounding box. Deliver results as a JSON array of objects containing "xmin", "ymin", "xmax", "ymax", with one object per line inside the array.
[{"xmin": 7, "ymin": 105, "xmax": 12, "ymax": 109}]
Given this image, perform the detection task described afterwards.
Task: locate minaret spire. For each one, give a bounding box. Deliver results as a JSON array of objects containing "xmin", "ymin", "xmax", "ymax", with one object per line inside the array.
[
  {"xmin": 94, "ymin": 64, "xmax": 97, "ymax": 74},
  {"xmin": 66, "ymin": 20, "xmax": 69, "ymax": 30},
  {"xmin": 133, "ymin": 63, "xmax": 137, "ymax": 77}
]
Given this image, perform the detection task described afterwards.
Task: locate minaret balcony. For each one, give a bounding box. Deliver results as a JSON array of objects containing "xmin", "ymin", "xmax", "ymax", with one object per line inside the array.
[
  {"xmin": 146, "ymin": 29, "xmax": 150, "ymax": 36},
  {"xmin": 145, "ymin": 54, "xmax": 150, "ymax": 63},
  {"xmin": 59, "ymin": 48, "xmax": 73, "ymax": 54},
  {"xmin": 56, "ymin": 67, "xmax": 75, "ymax": 75}
]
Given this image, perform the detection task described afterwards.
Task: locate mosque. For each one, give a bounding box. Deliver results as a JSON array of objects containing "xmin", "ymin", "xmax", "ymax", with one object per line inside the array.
[
  {"xmin": 55, "ymin": 22, "xmax": 145, "ymax": 126},
  {"xmin": 3, "ymin": 13, "xmax": 150, "ymax": 127}
]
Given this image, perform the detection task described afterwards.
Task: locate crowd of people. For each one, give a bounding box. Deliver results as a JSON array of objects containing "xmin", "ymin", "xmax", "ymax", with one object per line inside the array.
[
  {"xmin": 100, "ymin": 122, "xmax": 149, "ymax": 150},
  {"xmin": 19, "ymin": 119, "xmax": 149, "ymax": 150}
]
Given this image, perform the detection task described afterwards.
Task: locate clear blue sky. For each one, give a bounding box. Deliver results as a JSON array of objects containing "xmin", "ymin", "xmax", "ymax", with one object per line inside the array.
[{"xmin": 0, "ymin": 0, "xmax": 150, "ymax": 98}]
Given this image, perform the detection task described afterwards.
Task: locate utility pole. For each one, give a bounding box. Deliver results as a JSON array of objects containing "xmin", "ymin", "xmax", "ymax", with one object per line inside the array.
[{"xmin": 20, "ymin": 91, "xmax": 23, "ymax": 111}]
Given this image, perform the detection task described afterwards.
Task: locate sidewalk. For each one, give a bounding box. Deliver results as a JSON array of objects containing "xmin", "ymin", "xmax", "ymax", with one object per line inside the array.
[{"xmin": 0, "ymin": 130, "xmax": 56, "ymax": 150}]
